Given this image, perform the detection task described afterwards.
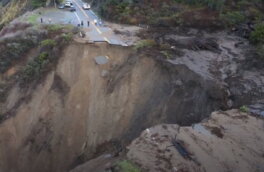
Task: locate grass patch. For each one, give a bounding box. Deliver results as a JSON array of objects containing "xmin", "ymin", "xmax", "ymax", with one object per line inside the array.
[
  {"xmin": 40, "ymin": 39, "xmax": 56, "ymax": 47},
  {"xmin": 134, "ymin": 39, "xmax": 156, "ymax": 50},
  {"xmin": 116, "ymin": 160, "xmax": 141, "ymax": 172},
  {"xmin": 27, "ymin": 14, "xmax": 40, "ymax": 24},
  {"xmin": 45, "ymin": 24, "xmax": 64, "ymax": 32}
]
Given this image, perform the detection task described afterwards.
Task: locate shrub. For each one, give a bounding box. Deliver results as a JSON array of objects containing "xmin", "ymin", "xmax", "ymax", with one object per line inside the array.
[
  {"xmin": 31, "ymin": 0, "xmax": 47, "ymax": 8},
  {"xmin": 45, "ymin": 24, "xmax": 63, "ymax": 32},
  {"xmin": 240, "ymin": 105, "xmax": 249, "ymax": 113},
  {"xmin": 116, "ymin": 160, "xmax": 141, "ymax": 172},
  {"xmin": 21, "ymin": 52, "xmax": 50, "ymax": 82},
  {"xmin": 173, "ymin": 0, "xmax": 225, "ymax": 10},
  {"xmin": 161, "ymin": 51, "xmax": 172, "ymax": 59},
  {"xmin": 134, "ymin": 39, "xmax": 156, "ymax": 50},
  {"xmin": 61, "ymin": 33, "xmax": 73, "ymax": 42},
  {"xmin": 250, "ymin": 23, "xmax": 264, "ymax": 44},
  {"xmin": 221, "ymin": 11, "xmax": 246, "ymax": 26},
  {"xmin": 41, "ymin": 39, "xmax": 56, "ymax": 47}
]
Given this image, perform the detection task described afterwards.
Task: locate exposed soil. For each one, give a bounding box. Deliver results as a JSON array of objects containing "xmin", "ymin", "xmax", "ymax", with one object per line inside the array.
[
  {"xmin": 126, "ymin": 110, "xmax": 264, "ymax": 172},
  {"xmin": 0, "ymin": 29, "xmax": 263, "ymax": 172}
]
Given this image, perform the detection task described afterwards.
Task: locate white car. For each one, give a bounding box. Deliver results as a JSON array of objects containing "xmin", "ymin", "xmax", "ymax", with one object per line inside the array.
[
  {"xmin": 83, "ymin": 3, "xmax": 90, "ymax": 10},
  {"xmin": 65, "ymin": 1, "xmax": 73, "ymax": 7},
  {"xmin": 65, "ymin": 2, "xmax": 71, "ymax": 7}
]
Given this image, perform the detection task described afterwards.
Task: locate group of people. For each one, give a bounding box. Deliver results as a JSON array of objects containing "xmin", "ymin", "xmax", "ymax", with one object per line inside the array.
[
  {"xmin": 40, "ymin": 18, "xmax": 102, "ymax": 27},
  {"xmin": 79, "ymin": 19, "xmax": 101, "ymax": 27}
]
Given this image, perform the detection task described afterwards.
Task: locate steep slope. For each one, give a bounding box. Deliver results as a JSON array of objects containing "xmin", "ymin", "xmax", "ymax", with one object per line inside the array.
[
  {"xmin": 0, "ymin": 29, "xmax": 263, "ymax": 171},
  {"xmin": 127, "ymin": 109, "xmax": 264, "ymax": 172}
]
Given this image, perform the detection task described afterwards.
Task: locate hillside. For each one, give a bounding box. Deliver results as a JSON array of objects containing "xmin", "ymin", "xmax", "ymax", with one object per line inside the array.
[{"xmin": 0, "ymin": 0, "xmax": 264, "ymax": 172}]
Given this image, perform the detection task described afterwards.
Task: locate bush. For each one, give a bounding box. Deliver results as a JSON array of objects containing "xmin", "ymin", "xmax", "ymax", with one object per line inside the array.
[
  {"xmin": 134, "ymin": 39, "xmax": 156, "ymax": 50},
  {"xmin": 21, "ymin": 52, "xmax": 50, "ymax": 82},
  {"xmin": 221, "ymin": 11, "xmax": 246, "ymax": 26},
  {"xmin": 161, "ymin": 50, "xmax": 172, "ymax": 59},
  {"xmin": 31, "ymin": 0, "xmax": 47, "ymax": 8},
  {"xmin": 250, "ymin": 23, "xmax": 264, "ymax": 44},
  {"xmin": 0, "ymin": 38, "xmax": 36, "ymax": 73},
  {"xmin": 240, "ymin": 105, "xmax": 249, "ymax": 113},
  {"xmin": 45, "ymin": 24, "xmax": 63, "ymax": 32},
  {"xmin": 173, "ymin": 0, "xmax": 225, "ymax": 10},
  {"xmin": 116, "ymin": 160, "xmax": 141, "ymax": 172},
  {"xmin": 40, "ymin": 39, "xmax": 56, "ymax": 47},
  {"xmin": 61, "ymin": 33, "xmax": 73, "ymax": 42}
]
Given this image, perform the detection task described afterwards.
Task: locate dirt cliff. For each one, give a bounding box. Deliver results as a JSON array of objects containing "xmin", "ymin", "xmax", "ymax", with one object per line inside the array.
[{"xmin": 0, "ymin": 28, "xmax": 263, "ymax": 172}]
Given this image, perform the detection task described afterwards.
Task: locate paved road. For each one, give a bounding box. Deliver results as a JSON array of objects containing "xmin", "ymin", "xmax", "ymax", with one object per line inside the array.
[{"xmin": 39, "ymin": 0, "xmax": 126, "ymax": 45}]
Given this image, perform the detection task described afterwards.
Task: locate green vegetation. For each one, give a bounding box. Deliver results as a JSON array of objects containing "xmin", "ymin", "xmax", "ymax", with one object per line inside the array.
[
  {"xmin": 27, "ymin": 14, "xmax": 40, "ymax": 24},
  {"xmin": 240, "ymin": 105, "xmax": 249, "ymax": 113},
  {"xmin": 22, "ymin": 53, "xmax": 50, "ymax": 82},
  {"xmin": 45, "ymin": 24, "xmax": 64, "ymax": 32},
  {"xmin": 250, "ymin": 23, "xmax": 264, "ymax": 44},
  {"xmin": 116, "ymin": 160, "xmax": 141, "ymax": 172},
  {"xmin": 0, "ymin": 37, "xmax": 36, "ymax": 73},
  {"xmin": 41, "ymin": 39, "xmax": 57, "ymax": 47},
  {"xmin": 98, "ymin": 0, "xmax": 263, "ymax": 27},
  {"xmin": 0, "ymin": 0, "xmax": 27, "ymax": 27},
  {"xmin": 220, "ymin": 11, "xmax": 246, "ymax": 26},
  {"xmin": 134, "ymin": 39, "xmax": 156, "ymax": 50},
  {"xmin": 173, "ymin": 0, "xmax": 225, "ymax": 10},
  {"xmin": 31, "ymin": 0, "xmax": 47, "ymax": 8},
  {"xmin": 161, "ymin": 51, "xmax": 172, "ymax": 59},
  {"xmin": 61, "ymin": 33, "xmax": 73, "ymax": 42}
]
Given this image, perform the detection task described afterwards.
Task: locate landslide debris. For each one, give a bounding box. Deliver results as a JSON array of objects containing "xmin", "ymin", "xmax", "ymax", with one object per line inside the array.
[{"xmin": 126, "ymin": 109, "xmax": 264, "ymax": 172}]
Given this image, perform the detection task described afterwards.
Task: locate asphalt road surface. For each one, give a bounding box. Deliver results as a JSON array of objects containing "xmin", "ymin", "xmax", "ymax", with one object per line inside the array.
[{"xmin": 40, "ymin": 0, "xmax": 126, "ymax": 45}]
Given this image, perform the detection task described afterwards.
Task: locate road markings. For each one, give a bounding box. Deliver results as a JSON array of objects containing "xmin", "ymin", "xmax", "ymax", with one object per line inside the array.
[
  {"xmin": 104, "ymin": 37, "xmax": 110, "ymax": 43},
  {"xmin": 72, "ymin": 0, "xmax": 108, "ymax": 38},
  {"xmin": 73, "ymin": 0, "xmax": 112, "ymax": 44},
  {"xmin": 74, "ymin": 12, "xmax": 81, "ymax": 23},
  {"xmin": 95, "ymin": 27, "xmax": 102, "ymax": 34}
]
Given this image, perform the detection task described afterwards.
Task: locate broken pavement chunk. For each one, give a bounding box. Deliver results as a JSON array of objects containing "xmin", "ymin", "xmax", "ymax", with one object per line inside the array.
[{"xmin": 94, "ymin": 56, "xmax": 109, "ymax": 65}]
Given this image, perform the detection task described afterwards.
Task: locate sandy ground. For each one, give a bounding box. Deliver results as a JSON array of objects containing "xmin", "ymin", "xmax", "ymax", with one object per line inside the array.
[
  {"xmin": 105, "ymin": 22, "xmax": 142, "ymax": 46},
  {"xmin": 127, "ymin": 109, "xmax": 264, "ymax": 172}
]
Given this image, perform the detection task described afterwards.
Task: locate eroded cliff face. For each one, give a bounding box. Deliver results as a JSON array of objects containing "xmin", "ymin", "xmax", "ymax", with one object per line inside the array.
[
  {"xmin": 0, "ymin": 30, "xmax": 263, "ymax": 172},
  {"xmin": 0, "ymin": 42, "xmax": 220, "ymax": 172}
]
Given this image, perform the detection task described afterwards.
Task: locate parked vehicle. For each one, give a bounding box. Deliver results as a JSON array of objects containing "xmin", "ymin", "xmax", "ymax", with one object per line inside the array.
[
  {"xmin": 82, "ymin": 3, "xmax": 90, "ymax": 10},
  {"xmin": 65, "ymin": 2, "xmax": 73, "ymax": 7},
  {"xmin": 58, "ymin": 4, "xmax": 65, "ymax": 9},
  {"xmin": 68, "ymin": 7, "xmax": 76, "ymax": 12}
]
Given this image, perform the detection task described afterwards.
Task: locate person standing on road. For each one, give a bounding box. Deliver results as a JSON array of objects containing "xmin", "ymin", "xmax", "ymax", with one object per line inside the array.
[
  {"xmin": 81, "ymin": 21, "xmax": 83, "ymax": 26},
  {"xmin": 94, "ymin": 19, "xmax": 97, "ymax": 26},
  {"xmin": 40, "ymin": 18, "xmax": 43, "ymax": 23},
  {"xmin": 87, "ymin": 21, "xmax": 90, "ymax": 27}
]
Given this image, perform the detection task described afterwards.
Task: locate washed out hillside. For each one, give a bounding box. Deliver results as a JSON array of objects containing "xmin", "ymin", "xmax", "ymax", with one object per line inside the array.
[{"xmin": 0, "ymin": 0, "xmax": 264, "ymax": 172}]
